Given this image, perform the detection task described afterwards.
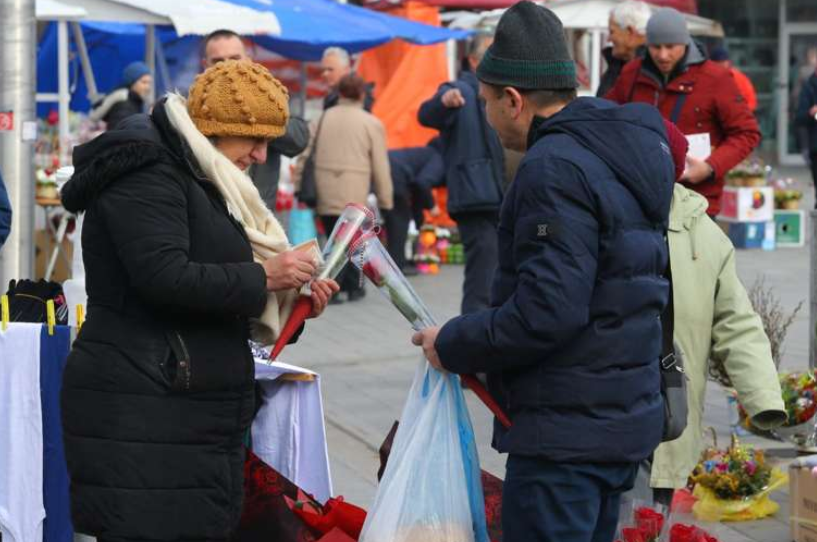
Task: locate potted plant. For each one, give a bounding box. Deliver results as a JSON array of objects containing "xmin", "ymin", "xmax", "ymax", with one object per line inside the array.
[
  {"xmin": 725, "ymin": 157, "xmax": 768, "ymax": 187},
  {"xmin": 35, "ymin": 168, "xmax": 59, "ymax": 200}
]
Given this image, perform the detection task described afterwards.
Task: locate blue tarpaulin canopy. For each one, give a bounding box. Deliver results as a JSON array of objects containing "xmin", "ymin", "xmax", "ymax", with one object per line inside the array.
[
  {"xmin": 227, "ymin": 0, "xmax": 470, "ymax": 60},
  {"xmin": 37, "ymin": 0, "xmax": 468, "ymax": 114}
]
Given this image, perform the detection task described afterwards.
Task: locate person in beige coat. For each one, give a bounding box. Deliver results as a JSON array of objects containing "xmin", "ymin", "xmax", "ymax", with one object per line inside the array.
[{"xmin": 314, "ymin": 73, "xmax": 394, "ymax": 302}]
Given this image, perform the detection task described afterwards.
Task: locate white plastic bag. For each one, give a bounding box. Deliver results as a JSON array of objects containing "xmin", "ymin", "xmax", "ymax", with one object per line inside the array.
[{"xmin": 359, "ymin": 358, "xmax": 489, "ymax": 542}]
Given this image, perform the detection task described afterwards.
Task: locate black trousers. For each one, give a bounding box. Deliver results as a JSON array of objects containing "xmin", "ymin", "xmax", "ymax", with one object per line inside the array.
[
  {"xmin": 385, "ymin": 198, "xmax": 412, "ymax": 271},
  {"xmin": 456, "ymin": 211, "xmax": 499, "ymax": 315},
  {"xmin": 320, "ymin": 214, "xmax": 362, "ymax": 294}
]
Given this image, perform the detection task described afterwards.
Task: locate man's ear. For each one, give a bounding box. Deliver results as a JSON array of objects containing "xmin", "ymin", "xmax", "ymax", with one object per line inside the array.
[{"xmin": 505, "ymin": 87, "xmax": 524, "ymax": 119}]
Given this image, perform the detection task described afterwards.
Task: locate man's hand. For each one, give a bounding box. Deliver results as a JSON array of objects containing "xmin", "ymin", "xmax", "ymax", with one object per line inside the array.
[
  {"xmin": 411, "ymin": 326, "xmax": 444, "ymax": 371},
  {"xmin": 810, "ymin": 105, "xmax": 817, "ymax": 118},
  {"xmin": 308, "ymin": 279, "xmax": 340, "ymax": 319},
  {"xmin": 263, "ymin": 251, "xmax": 317, "ymax": 291},
  {"xmin": 429, "ymin": 205, "xmax": 441, "ymax": 218},
  {"xmin": 680, "ymin": 156, "xmax": 714, "ymax": 184},
  {"xmin": 441, "ymin": 88, "xmax": 466, "ymax": 109}
]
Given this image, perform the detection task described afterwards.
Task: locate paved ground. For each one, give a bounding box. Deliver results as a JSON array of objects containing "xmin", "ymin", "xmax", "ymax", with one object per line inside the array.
[{"xmin": 278, "ymin": 167, "xmax": 815, "ymax": 542}]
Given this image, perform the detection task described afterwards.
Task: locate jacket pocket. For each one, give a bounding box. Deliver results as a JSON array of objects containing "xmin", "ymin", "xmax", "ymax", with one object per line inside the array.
[
  {"xmin": 450, "ymin": 159, "xmax": 502, "ymax": 212},
  {"xmin": 165, "ymin": 331, "xmax": 192, "ymax": 392}
]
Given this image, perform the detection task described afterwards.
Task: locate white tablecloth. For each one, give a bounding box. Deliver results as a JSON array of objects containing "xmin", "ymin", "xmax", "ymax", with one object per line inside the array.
[{"xmin": 252, "ymin": 360, "xmax": 333, "ymax": 503}]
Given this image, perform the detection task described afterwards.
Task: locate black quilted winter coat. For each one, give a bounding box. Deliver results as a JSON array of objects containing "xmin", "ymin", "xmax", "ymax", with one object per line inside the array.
[{"xmin": 60, "ymin": 98, "xmax": 268, "ymax": 542}]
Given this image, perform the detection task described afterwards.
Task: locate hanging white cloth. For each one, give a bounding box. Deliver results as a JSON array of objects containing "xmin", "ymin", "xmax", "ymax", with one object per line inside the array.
[
  {"xmin": 0, "ymin": 323, "xmax": 45, "ymax": 542},
  {"xmin": 252, "ymin": 360, "xmax": 333, "ymax": 503}
]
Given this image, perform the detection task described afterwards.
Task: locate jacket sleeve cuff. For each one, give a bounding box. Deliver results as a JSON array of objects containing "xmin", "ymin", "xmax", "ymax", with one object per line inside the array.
[
  {"xmin": 436, "ymin": 316, "xmax": 474, "ymax": 374},
  {"xmin": 739, "ymin": 388, "xmax": 786, "ymax": 424}
]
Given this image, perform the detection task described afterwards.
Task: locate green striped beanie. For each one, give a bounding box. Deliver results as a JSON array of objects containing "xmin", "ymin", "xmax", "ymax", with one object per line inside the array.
[{"xmin": 476, "ymin": 1, "xmax": 578, "ymax": 91}]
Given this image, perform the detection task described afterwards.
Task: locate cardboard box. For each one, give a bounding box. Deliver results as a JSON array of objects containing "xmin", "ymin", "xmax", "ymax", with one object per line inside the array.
[
  {"xmin": 727, "ymin": 221, "xmax": 775, "ymax": 250},
  {"xmin": 791, "ymin": 463, "xmax": 817, "ymax": 542},
  {"xmin": 718, "ymin": 186, "xmax": 774, "ymax": 223},
  {"xmin": 775, "ymin": 210, "xmax": 806, "ymax": 247}
]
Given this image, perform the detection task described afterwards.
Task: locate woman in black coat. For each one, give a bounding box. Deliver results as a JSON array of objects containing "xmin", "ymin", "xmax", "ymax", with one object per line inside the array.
[{"xmin": 61, "ymin": 59, "xmax": 338, "ymax": 542}]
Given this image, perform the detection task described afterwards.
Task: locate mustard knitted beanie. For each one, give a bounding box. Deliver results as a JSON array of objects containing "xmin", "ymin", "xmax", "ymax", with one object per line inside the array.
[{"xmin": 188, "ymin": 59, "xmax": 289, "ymax": 139}]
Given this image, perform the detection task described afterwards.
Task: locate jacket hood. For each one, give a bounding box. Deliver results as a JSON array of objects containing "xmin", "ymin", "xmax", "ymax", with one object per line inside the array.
[
  {"xmin": 535, "ymin": 97, "xmax": 675, "ymax": 224},
  {"xmin": 62, "ymin": 98, "xmax": 197, "ymax": 213},
  {"xmin": 669, "ymin": 183, "xmax": 708, "ymax": 262}
]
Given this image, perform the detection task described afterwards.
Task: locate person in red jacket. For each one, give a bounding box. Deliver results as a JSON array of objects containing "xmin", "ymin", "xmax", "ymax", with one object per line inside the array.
[{"xmin": 606, "ymin": 8, "xmax": 760, "ymax": 217}]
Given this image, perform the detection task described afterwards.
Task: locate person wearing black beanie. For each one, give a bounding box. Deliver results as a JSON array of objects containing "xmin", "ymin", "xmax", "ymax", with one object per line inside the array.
[{"xmin": 412, "ymin": 2, "xmax": 676, "ymax": 541}]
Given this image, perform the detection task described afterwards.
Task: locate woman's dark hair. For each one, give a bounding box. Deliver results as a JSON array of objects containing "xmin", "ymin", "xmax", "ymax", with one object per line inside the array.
[{"xmin": 338, "ymin": 74, "xmax": 367, "ymax": 102}]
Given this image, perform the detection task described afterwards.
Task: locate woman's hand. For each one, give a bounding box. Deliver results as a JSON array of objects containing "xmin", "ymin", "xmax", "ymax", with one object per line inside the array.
[
  {"xmin": 308, "ymin": 279, "xmax": 340, "ymax": 318},
  {"xmin": 262, "ymin": 251, "xmax": 317, "ymax": 291}
]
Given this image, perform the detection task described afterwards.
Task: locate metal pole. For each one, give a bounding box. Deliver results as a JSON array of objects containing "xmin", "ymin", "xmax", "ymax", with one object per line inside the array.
[
  {"xmin": 58, "ymin": 20, "xmax": 70, "ymax": 166},
  {"xmin": 71, "ymin": 22, "xmax": 100, "ymax": 102},
  {"xmin": 811, "ymin": 209, "xmax": 817, "ymax": 369},
  {"xmin": 0, "ymin": 0, "xmax": 36, "ymax": 286},
  {"xmin": 155, "ymin": 38, "xmax": 171, "ymax": 98},
  {"xmin": 590, "ymin": 29, "xmax": 601, "ymax": 95},
  {"xmin": 145, "ymin": 24, "xmax": 156, "ymax": 105}
]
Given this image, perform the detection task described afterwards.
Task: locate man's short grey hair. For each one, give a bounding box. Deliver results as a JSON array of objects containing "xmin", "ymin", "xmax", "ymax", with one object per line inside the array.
[
  {"xmin": 611, "ymin": 1, "xmax": 652, "ymax": 34},
  {"xmin": 322, "ymin": 47, "xmax": 351, "ymax": 67}
]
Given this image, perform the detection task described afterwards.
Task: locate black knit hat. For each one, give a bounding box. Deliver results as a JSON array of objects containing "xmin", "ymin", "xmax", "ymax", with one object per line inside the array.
[{"xmin": 477, "ymin": 1, "xmax": 577, "ymax": 90}]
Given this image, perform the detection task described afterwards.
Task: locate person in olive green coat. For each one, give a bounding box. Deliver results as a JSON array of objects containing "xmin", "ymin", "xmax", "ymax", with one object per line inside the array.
[{"xmin": 648, "ymin": 184, "xmax": 787, "ymax": 498}]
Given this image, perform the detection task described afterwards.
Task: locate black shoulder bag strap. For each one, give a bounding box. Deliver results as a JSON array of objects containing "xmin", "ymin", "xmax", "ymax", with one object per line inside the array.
[{"xmin": 660, "ymin": 236, "xmax": 688, "ymax": 442}]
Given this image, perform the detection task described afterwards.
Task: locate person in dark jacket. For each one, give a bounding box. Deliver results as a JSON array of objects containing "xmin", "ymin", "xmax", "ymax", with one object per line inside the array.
[
  {"xmin": 413, "ymin": 4, "xmax": 673, "ymax": 541},
  {"xmin": 60, "ymin": 60, "xmax": 338, "ymax": 542},
  {"xmin": 606, "ymin": 8, "xmax": 761, "ymax": 216},
  {"xmin": 597, "ymin": 0, "xmax": 650, "ymax": 97},
  {"xmin": 0, "ymin": 168, "xmax": 11, "ymax": 249},
  {"xmin": 386, "ymin": 143, "xmax": 444, "ymax": 272},
  {"xmin": 418, "ymin": 34, "xmax": 505, "ymax": 314},
  {"xmin": 202, "ymin": 29, "xmax": 310, "ymax": 211},
  {"xmin": 89, "ymin": 61, "xmax": 152, "ymax": 130},
  {"xmin": 321, "ymin": 47, "xmax": 375, "ymax": 112},
  {"xmin": 796, "ymin": 67, "xmax": 817, "ymax": 206}
]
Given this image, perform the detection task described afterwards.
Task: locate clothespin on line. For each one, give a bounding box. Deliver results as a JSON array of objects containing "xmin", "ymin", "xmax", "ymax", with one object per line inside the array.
[
  {"xmin": 76, "ymin": 304, "xmax": 85, "ymax": 331},
  {"xmin": 47, "ymin": 300, "xmax": 56, "ymax": 336},
  {"xmin": 1, "ymin": 295, "xmax": 9, "ymax": 331}
]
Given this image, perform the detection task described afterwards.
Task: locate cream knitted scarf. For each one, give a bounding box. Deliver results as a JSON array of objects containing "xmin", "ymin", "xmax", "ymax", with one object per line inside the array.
[{"xmin": 164, "ymin": 93, "xmax": 296, "ymax": 345}]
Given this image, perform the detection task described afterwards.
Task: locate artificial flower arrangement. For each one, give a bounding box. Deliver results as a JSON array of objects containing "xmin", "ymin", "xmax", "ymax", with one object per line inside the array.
[
  {"xmin": 35, "ymin": 168, "xmax": 59, "ymax": 200},
  {"xmin": 770, "ymin": 177, "xmax": 804, "ymax": 210},
  {"xmin": 687, "ymin": 435, "xmax": 786, "ymax": 521},
  {"xmin": 615, "ymin": 506, "xmax": 719, "ymax": 542},
  {"xmin": 774, "ymin": 189, "xmax": 803, "ymax": 210},
  {"xmin": 725, "ymin": 157, "xmax": 769, "ymax": 187}
]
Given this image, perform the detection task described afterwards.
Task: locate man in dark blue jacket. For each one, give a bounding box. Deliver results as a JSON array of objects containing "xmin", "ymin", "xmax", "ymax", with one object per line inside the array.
[
  {"xmin": 418, "ymin": 35, "xmax": 505, "ymax": 314},
  {"xmin": 797, "ymin": 66, "xmax": 817, "ymax": 207},
  {"xmin": 0, "ymin": 169, "xmax": 11, "ymax": 250},
  {"xmin": 413, "ymin": 3, "xmax": 674, "ymax": 541},
  {"xmin": 386, "ymin": 143, "xmax": 443, "ymax": 272}
]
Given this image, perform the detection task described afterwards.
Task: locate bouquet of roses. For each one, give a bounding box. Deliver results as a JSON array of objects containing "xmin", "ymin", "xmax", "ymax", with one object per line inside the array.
[
  {"xmin": 270, "ymin": 203, "xmax": 376, "ymax": 360},
  {"xmin": 616, "ymin": 506, "xmax": 665, "ymax": 542},
  {"xmin": 688, "ymin": 436, "xmax": 786, "ymax": 521},
  {"xmin": 615, "ymin": 506, "xmax": 720, "ymax": 542}
]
